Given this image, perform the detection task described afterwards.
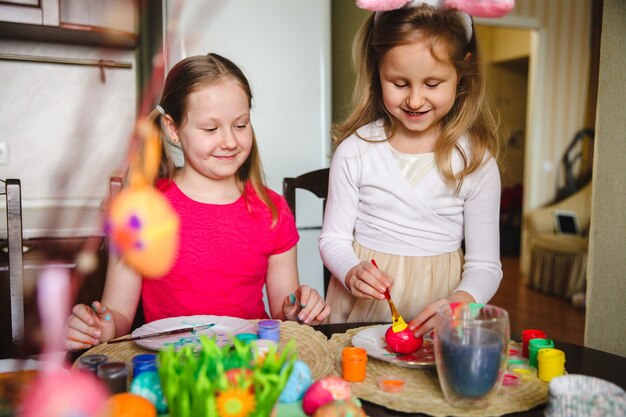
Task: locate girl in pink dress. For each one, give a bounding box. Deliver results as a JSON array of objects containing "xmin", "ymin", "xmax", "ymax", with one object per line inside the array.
[{"xmin": 65, "ymin": 53, "xmax": 330, "ymax": 349}]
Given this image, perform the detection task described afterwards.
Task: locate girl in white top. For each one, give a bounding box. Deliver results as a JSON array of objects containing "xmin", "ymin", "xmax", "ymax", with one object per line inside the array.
[{"xmin": 319, "ymin": 1, "xmax": 504, "ymax": 337}]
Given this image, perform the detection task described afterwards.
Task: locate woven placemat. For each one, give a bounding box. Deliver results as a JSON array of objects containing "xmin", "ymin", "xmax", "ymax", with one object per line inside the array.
[
  {"xmin": 74, "ymin": 320, "xmax": 333, "ymax": 380},
  {"xmin": 328, "ymin": 326, "xmax": 549, "ymax": 417}
]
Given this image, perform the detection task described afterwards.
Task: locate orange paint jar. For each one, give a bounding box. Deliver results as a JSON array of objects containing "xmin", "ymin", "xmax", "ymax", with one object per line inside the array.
[{"xmin": 342, "ymin": 347, "xmax": 367, "ymax": 382}]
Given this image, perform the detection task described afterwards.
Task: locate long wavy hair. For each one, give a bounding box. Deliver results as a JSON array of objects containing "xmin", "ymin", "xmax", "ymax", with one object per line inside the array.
[
  {"xmin": 148, "ymin": 53, "xmax": 278, "ymax": 224},
  {"xmin": 333, "ymin": 5, "xmax": 502, "ymax": 188}
]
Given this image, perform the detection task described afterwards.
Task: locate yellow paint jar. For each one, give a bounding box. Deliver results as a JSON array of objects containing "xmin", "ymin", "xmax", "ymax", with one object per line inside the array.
[{"xmin": 538, "ymin": 348, "xmax": 566, "ymax": 382}]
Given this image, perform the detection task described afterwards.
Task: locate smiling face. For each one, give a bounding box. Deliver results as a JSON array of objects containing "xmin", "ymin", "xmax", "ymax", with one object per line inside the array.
[
  {"xmin": 379, "ymin": 38, "xmax": 459, "ymax": 152},
  {"xmin": 165, "ymin": 78, "xmax": 253, "ymax": 186}
]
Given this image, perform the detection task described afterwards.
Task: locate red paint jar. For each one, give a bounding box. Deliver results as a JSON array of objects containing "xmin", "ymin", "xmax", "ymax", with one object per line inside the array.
[{"xmin": 521, "ymin": 329, "xmax": 546, "ymax": 358}]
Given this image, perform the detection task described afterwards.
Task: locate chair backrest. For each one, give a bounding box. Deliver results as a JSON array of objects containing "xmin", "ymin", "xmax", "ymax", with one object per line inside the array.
[
  {"xmin": 282, "ymin": 168, "xmax": 331, "ymax": 295},
  {"xmin": 0, "ymin": 179, "xmax": 24, "ymax": 358}
]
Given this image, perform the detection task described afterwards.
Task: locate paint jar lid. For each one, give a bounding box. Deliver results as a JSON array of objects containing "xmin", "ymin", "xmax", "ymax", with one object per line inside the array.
[
  {"xmin": 508, "ymin": 357, "xmax": 529, "ymax": 367},
  {"xmin": 508, "ymin": 341, "xmax": 523, "ymax": 357},
  {"xmin": 77, "ymin": 354, "xmax": 107, "ymax": 372},
  {"xmin": 508, "ymin": 363, "xmax": 538, "ymax": 379},
  {"xmin": 378, "ymin": 375, "xmax": 406, "ymax": 393},
  {"xmin": 529, "ymin": 338, "xmax": 554, "ymax": 349},
  {"xmin": 97, "ymin": 362, "xmax": 128, "ymax": 379},
  {"xmin": 538, "ymin": 348, "xmax": 565, "ymax": 363},
  {"xmin": 235, "ymin": 333, "xmax": 259, "ymax": 344},
  {"xmin": 342, "ymin": 347, "xmax": 367, "ymax": 361},
  {"xmin": 502, "ymin": 370, "xmax": 521, "ymax": 387},
  {"xmin": 252, "ymin": 339, "xmax": 278, "ymax": 361},
  {"xmin": 257, "ymin": 319, "xmax": 280, "ymax": 330}
]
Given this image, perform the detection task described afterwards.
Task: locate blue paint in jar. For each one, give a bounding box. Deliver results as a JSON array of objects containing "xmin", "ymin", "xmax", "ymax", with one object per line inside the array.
[
  {"xmin": 132, "ymin": 353, "xmax": 157, "ymax": 379},
  {"xmin": 440, "ymin": 327, "xmax": 503, "ymax": 398}
]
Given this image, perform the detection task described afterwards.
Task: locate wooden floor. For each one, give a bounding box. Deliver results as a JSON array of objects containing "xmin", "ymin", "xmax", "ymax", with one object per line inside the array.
[{"xmin": 491, "ymin": 256, "xmax": 585, "ymax": 346}]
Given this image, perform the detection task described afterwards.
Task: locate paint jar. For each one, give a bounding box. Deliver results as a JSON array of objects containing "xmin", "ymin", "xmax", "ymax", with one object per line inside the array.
[
  {"xmin": 77, "ymin": 354, "xmax": 107, "ymax": 373},
  {"xmin": 521, "ymin": 329, "xmax": 547, "ymax": 358},
  {"xmin": 378, "ymin": 375, "xmax": 405, "ymax": 393},
  {"xmin": 501, "ymin": 370, "xmax": 521, "ymax": 387},
  {"xmin": 257, "ymin": 319, "xmax": 280, "ymax": 343},
  {"xmin": 252, "ymin": 339, "xmax": 278, "ymax": 362},
  {"xmin": 508, "ymin": 362, "xmax": 537, "ymax": 380},
  {"xmin": 528, "ymin": 338, "xmax": 554, "ymax": 368},
  {"xmin": 342, "ymin": 347, "xmax": 367, "ymax": 382},
  {"xmin": 435, "ymin": 303, "xmax": 510, "ymax": 408},
  {"xmin": 538, "ymin": 348, "xmax": 566, "ymax": 382},
  {"xmin": 97, "ymin": 362, "xmax": 128, "ymax": 394},
  {"xmin": 235, "ymin": 333, "xmax": 258, "ymax": 345},
  {"xmin": 132, "ymin": 353, "xmax": 157, "ymax": 379},
  {"xmin": 508, "ymin": 357, "xmax": 529, "ymax": 368},
  {"xmin": 508, "ymin": 341, "xmax": 523, "ymax": 358}
]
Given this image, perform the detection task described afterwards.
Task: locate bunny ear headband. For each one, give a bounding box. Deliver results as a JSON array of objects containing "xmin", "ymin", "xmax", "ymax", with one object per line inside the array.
[{"xmin": 357, "ymin": 0, "xmax": 515, "ymax": 42}]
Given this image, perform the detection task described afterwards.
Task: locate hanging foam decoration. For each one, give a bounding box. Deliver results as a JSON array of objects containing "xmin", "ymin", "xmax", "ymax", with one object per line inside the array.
[{"xmin": 106, "ymin": 120, "xmax": 179, "ymax": 278}]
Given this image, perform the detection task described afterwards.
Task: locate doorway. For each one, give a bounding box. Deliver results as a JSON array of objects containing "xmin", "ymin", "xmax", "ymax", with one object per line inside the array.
[{"xmin": 475, "ymin": 25, "xmax": 532, "ymax": 257}]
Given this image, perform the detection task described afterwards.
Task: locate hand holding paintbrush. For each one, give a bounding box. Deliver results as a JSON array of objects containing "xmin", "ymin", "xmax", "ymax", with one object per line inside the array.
[{"xmin": 371, "ymin": 259, "xmax": 408, "ymax": 332}]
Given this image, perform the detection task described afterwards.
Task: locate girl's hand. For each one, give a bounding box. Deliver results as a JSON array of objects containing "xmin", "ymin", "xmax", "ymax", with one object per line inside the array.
[
  {"xmin": 64, "ymin": 301, "xmax": 116, "ymax": 350},
  {"xmin": 344, "ymin": 261, "xmax": 393, "ymax": 299},
  {"xmin": 408, "ymin": 291, "xmax": 475, "ymax": 338},
  {"xmin": 282, "ymin": 285, "xmax": 331, "ymax": 325}
]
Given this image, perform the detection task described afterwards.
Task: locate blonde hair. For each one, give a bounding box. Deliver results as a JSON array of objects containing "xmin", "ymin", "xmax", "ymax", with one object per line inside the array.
[
  {"xmin": 150, "ymin": 53, "xmax": 278, "ymax": 224},
  {"xmin": 334, "ymin": 5, "xmax": 502, "ymax": 188}
]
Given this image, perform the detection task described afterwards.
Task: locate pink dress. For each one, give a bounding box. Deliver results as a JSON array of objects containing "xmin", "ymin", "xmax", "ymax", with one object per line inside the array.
[{"xmin": 141, "ymin": 180, "xmax": 299, "ymax": 322}]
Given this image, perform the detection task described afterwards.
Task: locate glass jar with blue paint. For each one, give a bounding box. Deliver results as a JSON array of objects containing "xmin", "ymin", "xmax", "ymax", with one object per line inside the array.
[
  {"xmin": 257, "ymin": 319, "xmax": 280, "ymax": 343},
  {"xmin": 434, "ymin": 303, "xmax": 510, "ymax": 409}
]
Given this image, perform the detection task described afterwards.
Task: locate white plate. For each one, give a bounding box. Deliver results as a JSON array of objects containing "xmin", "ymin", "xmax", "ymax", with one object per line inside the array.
[
  {"xmin": 351, "ymin": 324, "xmax": 435, "ymax": 368},
  {"xmin": 132, "ymin": 315, "xmax": 256, "ymax": 351}
]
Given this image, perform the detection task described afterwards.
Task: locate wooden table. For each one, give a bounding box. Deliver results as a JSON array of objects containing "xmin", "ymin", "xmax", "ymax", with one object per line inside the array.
[{"xmin": 314, "ymin": 322, "xmax": 626, "ymax": 417}]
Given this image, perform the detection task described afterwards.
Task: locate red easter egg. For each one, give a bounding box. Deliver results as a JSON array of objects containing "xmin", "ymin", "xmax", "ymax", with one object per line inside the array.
[
  {"xmin": 385, "ymin": 326, "xmax": 423, "ymax": 354},
  {"xmin": 302, "ymin": 376, "xmax": 351, "ymax": 416}
]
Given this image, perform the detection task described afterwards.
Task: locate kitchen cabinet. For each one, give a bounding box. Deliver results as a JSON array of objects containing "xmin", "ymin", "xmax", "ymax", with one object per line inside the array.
[{"xmin": 0, "ymin": 0, "xmax": 138, "ymax": 48}]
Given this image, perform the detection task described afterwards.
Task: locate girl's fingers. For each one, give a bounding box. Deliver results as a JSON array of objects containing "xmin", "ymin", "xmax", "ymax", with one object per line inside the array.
[
  {"xmin": 65, "ymin": 328, "xmax": 100, "ymax": 350},
  {"xmin": 91, "ymin": 301, "xmax": 113, "ymax": 323},
  {"xmin": 282, "ymin": 293, "xmax": 299, "ymax": 321},
  {"xmin": 68, "ymin": 305, "xmax": 102, "ymax": 338},
  {"xmin": 298, "ymin": 298, "xmax": 322, "ymax": 324},
  {"xmin": 71, "ymin": 303, "xmax": 97, "ymax": 327}
]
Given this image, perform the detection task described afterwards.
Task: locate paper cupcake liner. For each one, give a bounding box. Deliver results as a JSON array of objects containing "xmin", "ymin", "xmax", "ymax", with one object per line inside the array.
[{"xmin": 545, "ymin": 374, "xmax": 626, "ymax": 417}]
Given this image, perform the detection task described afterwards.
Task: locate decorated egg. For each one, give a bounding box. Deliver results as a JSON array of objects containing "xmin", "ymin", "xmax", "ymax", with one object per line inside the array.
[
  {"xmin": 107, "ymin": 392, "xmax": 157, "ymax": 417},
  {"xmin": 106, "ymin": 185, "xmax": 179, "ymax": 278},
  {"xmin": 302, "ymin": 376, "xmax": 351, "ymax": 416},
  {"xmin": 129, "ymin": 371, "xmax": 167, "ymax": 414},
  {"xmin": 21, "ymin": 369, "xmax": 109, "ymax": 417},
  {"xmin": 313, "ymin": 398, "xmax": 367, "ymax": 417},
  {"xmin": 278, "ymin": 360, "xmax": 313, "ymax": 403},
  {"xmin": 385, "ymin": 326, "xmax": 423, "ymax": 354}
]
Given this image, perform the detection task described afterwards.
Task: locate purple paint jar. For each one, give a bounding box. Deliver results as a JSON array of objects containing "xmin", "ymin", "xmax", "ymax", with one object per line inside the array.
[{"xmin": 257, "ymin": 319, "xmax": 280, "ymax": 343}]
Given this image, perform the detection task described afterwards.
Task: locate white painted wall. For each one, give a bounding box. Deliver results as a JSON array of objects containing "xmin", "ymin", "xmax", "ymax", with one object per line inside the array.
[
  {"xmin": 164, "ymin": 0, "xmax": 332, "ymax": 295},
  {"xmin": 0, "ymin": 39, "xmax": 136, "ymax": 239}
]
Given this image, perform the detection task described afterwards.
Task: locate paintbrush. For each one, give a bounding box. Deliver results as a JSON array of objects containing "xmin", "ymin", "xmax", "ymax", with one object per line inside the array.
[
  {"xmin": 106, "ymin": 323, "xmax": 215, "ymax": 344},
  {"xmin": 371, "ymin": 259, "xmax": 408, "ymax": 332}
]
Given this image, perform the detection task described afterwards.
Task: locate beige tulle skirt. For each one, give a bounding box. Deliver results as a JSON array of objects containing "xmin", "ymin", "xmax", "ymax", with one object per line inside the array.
[{"xmin": 326, "ymin": 242, "xmax": 463, "ymax": 324}]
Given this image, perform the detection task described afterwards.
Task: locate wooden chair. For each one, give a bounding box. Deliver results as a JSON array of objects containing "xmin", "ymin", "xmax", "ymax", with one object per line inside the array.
[
  {"xmin": 0, "ymin": 179, "xmax": 24, "ymax": 358},
  {"xmin": 282, "ymin": 168, "xmax": 331, "ymax": 295}
]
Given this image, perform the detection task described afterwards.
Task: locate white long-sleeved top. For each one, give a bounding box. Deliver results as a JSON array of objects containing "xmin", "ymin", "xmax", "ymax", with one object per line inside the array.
[{"xmin": 319, "ymin": 120, "xmax": 502, "ymax": 304}]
